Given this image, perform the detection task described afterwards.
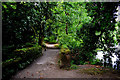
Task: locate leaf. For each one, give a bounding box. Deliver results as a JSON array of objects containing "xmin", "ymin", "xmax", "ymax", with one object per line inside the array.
[
  {"xmin": 95, "ymin": 31, "xmax": 101, "ymax": 36},
  {"xmin": 2, "ymin": 4, "xmax": 7, "ymax": 9},
  {"xmin": 10, "ymin": 5, "xmax": 16, "ymax": 9}
]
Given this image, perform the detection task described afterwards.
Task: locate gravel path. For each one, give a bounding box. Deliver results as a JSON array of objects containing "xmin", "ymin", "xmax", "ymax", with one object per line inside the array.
[
  {"xmin": 12, "ymin": 49, "xmax": 86, "ymax": 78},
  {"xmin": 12, "ymin": 44, "xmax": 120, "ymax": 79}
]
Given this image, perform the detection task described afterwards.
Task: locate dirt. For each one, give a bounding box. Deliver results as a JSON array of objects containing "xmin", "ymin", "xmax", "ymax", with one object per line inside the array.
[{"xmin": 12, "ymin": 44, "xmax": 120, "ymax": 79}]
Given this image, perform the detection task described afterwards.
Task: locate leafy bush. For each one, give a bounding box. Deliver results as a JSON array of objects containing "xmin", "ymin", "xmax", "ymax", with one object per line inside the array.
[
  {"xmin": 58, "ymin": 33, "xmax": 95, "ymax": 65},
  {"xmin": 2, "ymin": 45, "xmax": 42, "ymax": 79},
  {"xmin": 44, "ymin": 37, "xmax": 49, "ymax": 42},
  {"xmin": 14, "ymin": 45, "xmax": 42, "ymax": 58},
  {"xmin": 91, "ymin": 59, "xmax": 103, "ymax": 66},
  {"xmin": 44, "ymin": 35, "xmax": 57, "ymax": 44},
  {"xmin": 70, "ymin": 60, "xmax": 79, "ymax": 69},
  {"xmin": 24, "ymin": 42, "xmax": 34, "ymax": 47}
]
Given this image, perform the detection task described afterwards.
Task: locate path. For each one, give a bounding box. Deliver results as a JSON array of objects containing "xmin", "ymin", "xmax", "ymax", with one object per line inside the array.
[
  {"xmin": 12, "ymin": 44, "xmax": 120, "ymax": 79},
  {"xmin": 45, "ymin": 43, "xmax": 59, "ymax": 48}
]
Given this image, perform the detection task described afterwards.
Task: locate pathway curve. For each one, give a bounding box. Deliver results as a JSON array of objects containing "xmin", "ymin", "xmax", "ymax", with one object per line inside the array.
[
  {"xmin": 45, "ymin": 43, "xmax": 59, "ymax": 48},
  {"xmin": 12, "ymin": 44, "xmax": 120, "ymax": 79}
]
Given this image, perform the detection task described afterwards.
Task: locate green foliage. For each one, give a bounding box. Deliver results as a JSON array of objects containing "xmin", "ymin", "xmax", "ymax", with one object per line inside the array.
[
  {"xmin": 70, "ymin": 60, "xmax": 79, "ymax": 69},
  {"xmin": 2, "ymin": 57, "xmax": 22, "ymax": 68},
  {"xmin": 2, "ymin": 2, "xmax": 56, "ymax": 60},
  {"xmin": 15, "ymin": 45, "xmax": 42, "ymax": 58},
  {"xmin": 2, "ymin": 2, "xmax": 120, "ymax": 79},
  {"xmin": 60, "ymin": 47, "xmax": 71, "ymax": 54},
  {"xmin": 2, "ymin": 2, "xmax": 56, "ymax": 79},
  {"xmin": 70, "ymin": 64, "xmax": 79, "ymax": 70},
  {"xmin": 2, "ymin": 45, "xmax": 42, "ymax": 79},
  {"xmin": 54, "ymin": 2, "xmax": 119, "ymax": 66},
  {"xmin": 24, "ymin": 42, "xmax": 34, "ymax": 47},
  {"xmin": 90, "ymin": 59, "xmax": 102, "ymax": 65},
  {"xmin": 44, "ymin": 36, "xmax": 57, "ymax": 43},
  {"xmin": 2, "ymin": 2, "xmax": 35, "ymax": 48},
  {"xmin": 116, "ymin": 22, "xmax": 120, "ymax": 42},
  {"xmin": 52, "ymin": 2, "xmax": 96, "ymax": 65},
  {"xmin": 44, "ymin": 37, "xmax": 49, "ymax": 42},
  {"xmin": 85, "ymin": 2, "xmax": 119, "ymax": 67}
]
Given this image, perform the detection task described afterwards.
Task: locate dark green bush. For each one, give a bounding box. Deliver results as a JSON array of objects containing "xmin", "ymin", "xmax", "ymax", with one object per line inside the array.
[
  {"xmin": 2, "ymin": 45, "xmax": 42, "ymax": 80},
  {"xmin": 24, "ymin": 42, "xmax": 34, "ymax": 47},
  {"xmin": 91, "ymin": 59, "xmax": 103, "ymax": 66},
  {"xmin": 44, "ymin": 36, "xmax": 57, "ymax": 44},
  {"xmin": 14, "ymin": 45, "xmax": 42, "ymax": 58}
]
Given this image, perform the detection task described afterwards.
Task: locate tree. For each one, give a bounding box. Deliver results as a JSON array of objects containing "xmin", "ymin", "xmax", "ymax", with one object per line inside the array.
[
  {"xmin": 85, "ymin": 2, "xmax": 119, "ymax": 67},
  {"xmin": 51, "ymin": 2, "xmax": 93, "ymax": 64},
  {"xmin": 2, "ymin": 2, "xmax": 56, "ymax": 61}
]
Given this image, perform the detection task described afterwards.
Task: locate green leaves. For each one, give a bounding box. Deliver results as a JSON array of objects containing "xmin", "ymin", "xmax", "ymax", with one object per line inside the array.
[
  {"xmin": 47, "ymin": 2, "xmax": 96, "ymax": 64},
  {"xmin": 2, "ymin": 4, "xmax": 7, "ymax": 8},
  {"xmin": 95, "ymin": 31, "xmax": 101, "ymax": 36},
  {"xmin": 10, "ymin": 4, "xmax": 16, "ymax": 9},
  {"xmin": 3, "ymin": 2, "xmax": 119, "ymax": 69},
  {"xmin": 85, "ymin": 2, "xmax": 119, "ymax": 67}
]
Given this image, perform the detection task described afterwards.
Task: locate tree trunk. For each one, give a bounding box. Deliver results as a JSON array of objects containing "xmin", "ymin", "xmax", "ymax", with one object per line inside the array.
[
  {"xmin": 66, "ymin": 22, "xmax": 68, "ymax": 35},
  {"xmin": 65, "ymin": 8, "xmax": 68, "ymax": 35}
]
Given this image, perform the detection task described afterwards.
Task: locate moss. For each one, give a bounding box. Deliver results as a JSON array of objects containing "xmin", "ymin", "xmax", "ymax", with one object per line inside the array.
[
  {"xmin": 59, "ymin": 47, "xmax": 71, "ymax": 68},
  {"xmin": 14, "ymin": 45, "xmax": 42, "ymax": 57},
  {"xmin": 70, "ymin": 64, "xmax": 79, "ymax": 70},
  {"xmin": 60, "ymin": 48, "xmax": 70, "ymax": 54},
  {"xmin": 2, "ymin": 45, "xmax": 42, "ymax": 79},
  {"xmin": 54, "ymin": 44, "xmax": 60, "ymax": 48},
  {"xmin": 2, "ymin": 57, "xmax": 22, "ymax": 68}
]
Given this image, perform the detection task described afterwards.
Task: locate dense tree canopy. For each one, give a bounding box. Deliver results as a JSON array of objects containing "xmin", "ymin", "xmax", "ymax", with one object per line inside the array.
[
  {"xmin": 2, "ymin": 2, "xmax": 119, "ymax": 63},
  {"xmin": 85, "ymin": 2, "xmax": 119, "ymax": 67},
  {"xmin": 2, "ymin": 2, "xmax": 120, "ymax": 79}
]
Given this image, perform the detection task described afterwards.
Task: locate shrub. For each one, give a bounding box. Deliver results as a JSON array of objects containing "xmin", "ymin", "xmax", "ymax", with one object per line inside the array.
[
  {"xmin": 70, "ymin": 64, "xmax": 79, "ymax": 69},
  {"xmin": 44, "ymin": 36, "xmax": 57, "ymax": 44},
  {"xmin": 70, "ymin": 60, "xmax": 79, "ymax": 69},
  {"xmin": 2, "ymin": 45, "xmax": 42, "ymax": 80},
  {"xmin": 91, "ymin": 59, "xmax": 103, "ymax": 65},
  {"xmin": 14, "ymin": 45, "xmax": 42, "ymax": 59},
  {"xmin": 24, "ymin": 42, "xmax": 34, "ymax": 47}
]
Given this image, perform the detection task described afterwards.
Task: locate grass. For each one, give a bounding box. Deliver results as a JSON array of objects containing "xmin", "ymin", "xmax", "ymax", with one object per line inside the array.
[{"xmin": 70, "ymin": 64, "xmax": 79, "ymax": 70}]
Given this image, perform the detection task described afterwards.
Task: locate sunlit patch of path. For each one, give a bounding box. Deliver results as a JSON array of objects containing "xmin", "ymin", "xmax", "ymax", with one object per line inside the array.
[{"xmin": 45, "ymin": 43, "xmax": 59, "ymax": 48}]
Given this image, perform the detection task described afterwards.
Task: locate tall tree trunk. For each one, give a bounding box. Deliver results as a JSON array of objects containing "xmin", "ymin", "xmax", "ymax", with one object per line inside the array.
[
  {"xmin": 65, "ymin": 6, "xmax": 68, "ymax": 35},
  {"xmin": 66, "ymin": 22, "xmax": 68, "ymax": 35}
]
